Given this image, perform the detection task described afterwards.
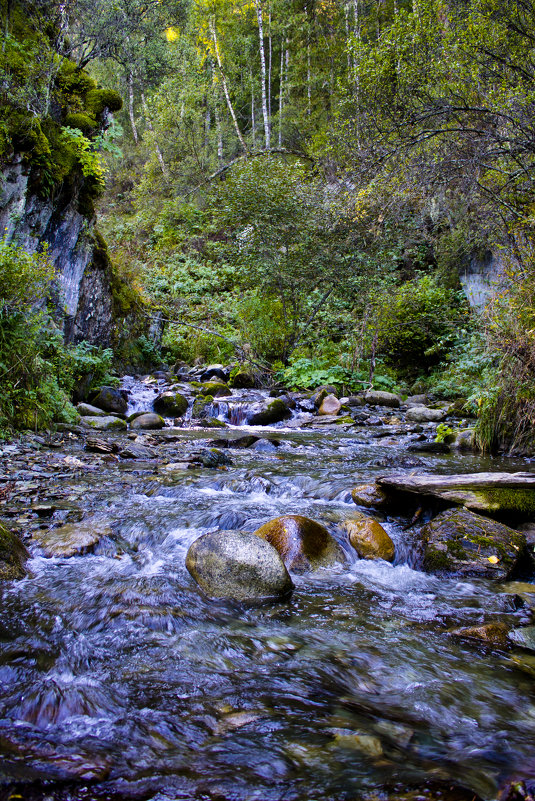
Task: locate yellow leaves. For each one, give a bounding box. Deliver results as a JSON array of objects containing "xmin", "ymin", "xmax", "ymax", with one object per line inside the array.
[
  {"xmin": 488, "ymin": 555, "xmax": 500, "ymax": 564},
  {"xmin": 165, "ymin": 27, "xmax": 179, "ymax": 43}
]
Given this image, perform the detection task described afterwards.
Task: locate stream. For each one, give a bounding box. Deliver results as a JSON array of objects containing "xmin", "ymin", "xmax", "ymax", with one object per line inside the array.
[{"xmin": 0, "ymin": 376, "xmax": 534, "ymax": 801}]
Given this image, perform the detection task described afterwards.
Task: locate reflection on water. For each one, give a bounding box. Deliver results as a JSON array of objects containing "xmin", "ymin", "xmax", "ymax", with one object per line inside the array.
[{"xmin": 0, "ymin": 412, "xmax": 534, "ymax": 800}]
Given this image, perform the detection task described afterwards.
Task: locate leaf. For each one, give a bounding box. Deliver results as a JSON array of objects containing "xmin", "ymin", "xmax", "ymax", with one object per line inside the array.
[{"xmin": 488, "ymin": 555, "xmax": 500, "ymax": 564}]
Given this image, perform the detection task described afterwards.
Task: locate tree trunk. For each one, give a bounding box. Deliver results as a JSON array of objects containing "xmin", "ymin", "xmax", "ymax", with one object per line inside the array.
[
  {"xmin": 128, "ymin": 72, "xmax": 139, "ymax": 145},
  {"xmin": 210, "ymin": 18, "xmax": 248, "ymax": 153},
  {"xmin": 250, "ymin": 70, "xmax": 257, "ymax": 149},
  {"xmin": 141, "ymin": 92, "xmax": 169, "ymax": 180},
  {"xmin": 278, "ymin": 43, "xmax": 284, "ymax": 147},
  {"xmin": 214, "ymin": 97, "xmax": 224, "ymax": 165},
  {"xmin": 268, "ymin": 5, "xmax": 272, "ymax": 123},
  {"xmin": 254, "ymin": 0, "xmax": 271, "ymax": 150}
]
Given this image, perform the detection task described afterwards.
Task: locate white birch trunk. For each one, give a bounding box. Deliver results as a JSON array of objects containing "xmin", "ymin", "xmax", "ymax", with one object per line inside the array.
[
  {"xmin": 254, "ymin": 0, "xmax": 271, "ymax": 150},
  {"xmin": 210, "ymin": 18, "xmax": 248, "ymax": 153},
  {"xmin": 128, "ymin": 72, "xmax": 139, "ymax": 145},
  {"xmin": 141, "ymin": 92, "xmax": 169, "ymax": 180}
]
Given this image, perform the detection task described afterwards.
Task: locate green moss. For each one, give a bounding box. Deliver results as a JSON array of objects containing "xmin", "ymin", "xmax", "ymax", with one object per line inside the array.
[
  {"xmin": 423, "ymin": 548, "xmax": 454, "ymax": 572},
  {"xmin": 445, "ymin": 538, "xmax": 468, "ymax": 559},
  {"xmin": 85, "ymin": 88, "xmax": 123, "ymax": 115},
  {"xmin": 475, "ymin": 488, "xmax": 535, "ymax": 516},
  {"xmin": 65, "ymin": 113, "xmax": 97, "ymax": 135}
]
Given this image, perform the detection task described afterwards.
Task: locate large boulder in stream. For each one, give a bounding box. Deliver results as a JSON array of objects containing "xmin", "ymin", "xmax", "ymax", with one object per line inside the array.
[
  {"xmin": 91, "ymin": 386, "xmax": 128, "ymax": 414},
  {"xmin": 153, "ymin": 391, "xmax": 189, "ymax": 418},
  {"xmin": 405, "ymin": 405, "xmax": 446, "ymax": 423},
  {"xmin": 365, "ymin": 390, "xmax": 401, "ymax": 408},
  {"xmin": 246, "ymin": 398, "xmax": 292, "ymax": 426},
  {"xmin": 0, "ymin": 523, "xmax": 28, "ymax": 580},
  {"xmin": 186, "ymin": 530, "xmax": 293, "ymax": 601},
  {"xmin": 81, "ymin": 415, "xmax": 127, "ymax": 431},
  {"xmin": 343, "ymin": 517, "xmax": 395, "ymax": 562},
  {"xmin": 318, "ymin": 394, "xmax": 342, "ymax": 416},
  {"xmin": 422, "ymin": 508, "xmax": 528, "ymax": 580},
  {"xmin": 229, "ymin": 367, "xmax": 256, "ymax": 389},
  {"xmin": 253, "ymin": 515, "xmax": 345, "ymax": 572},
  {"xmin": 130, "ymin": 413, "xmax": 165, "ymax": 430}
]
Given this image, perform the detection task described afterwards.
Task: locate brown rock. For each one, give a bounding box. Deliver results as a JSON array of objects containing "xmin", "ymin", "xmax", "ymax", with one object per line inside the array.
[
  {"xmin": 448, "ymin": 622, "xmax": 510, "ymax": 647},
  {"xmin": 318, "ymin": 394, "xmax": 342, "ymax": 416},
  {"xmin": 253, "ymin": 514, "xmax": 345, "ymax": 572},
  {"xmin": 343, "ymin": 517, "xmax": 395, "ymax": 561},
  {"xmin": 33, "ymin": 521, "xmax": 112, "ymax": 557},
  {"xmin": 351, "ymin": 483, "xmax": 390, "ymax": 509}
]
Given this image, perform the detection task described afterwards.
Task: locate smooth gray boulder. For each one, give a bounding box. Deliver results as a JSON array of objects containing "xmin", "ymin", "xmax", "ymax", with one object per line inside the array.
[
  {"xmin": 91, "ymin": 386, "xmax": 128, "ymax": 414},
  {"xmin": 186, "ymin": 530, "xmax": 294, "ymax": 601},
  {"xmin": 406, "ymin": 405, "xmax": 446, "ymax": 422},
  {"xmin": 246, "ymin": 398, "xmax": 291, "ymax": 426},
  {"xmin": 81, "ymin": 415, "xmax": 127, "ymax": 431},
  {"xmin": 130, "ymin": 413, "xmax": 166, "ymax": 430},
  {"xmin": 365, "ymin": 390, "xmax": 401, "ymax": 408},
  {"xmin": 76, "ymin": 403, "xmax": 108, "ymax": 417}
]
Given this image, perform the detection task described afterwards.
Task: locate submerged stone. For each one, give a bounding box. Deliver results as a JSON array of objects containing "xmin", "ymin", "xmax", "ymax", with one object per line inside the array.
[
  {"xmin": 448, "ymin": 622, "xmax": 511, "ymax": 647},
  {"xmin": 33, "ymin": 520, "xmax": 112, "ymax": 557},
  {"xmin": 422, "ymin": 508, "xmax": 528, "ymax": 580},
  {"xmin": 186, "ymin": 530, "xmax": 293, "ymax": 601},
  {"xmin": 253, "ymin": 514, "xmax": 345, "ymax": 572}
]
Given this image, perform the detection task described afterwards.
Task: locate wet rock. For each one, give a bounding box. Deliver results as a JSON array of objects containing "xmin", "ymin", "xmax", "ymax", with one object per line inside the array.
[
  {"xmin": 85, "ymin": 436, "xmax": 118, "ymax": 454},
  {"xmin": 346, "ymin": 395, "xmax": 366, "ymax": 407},
  {"xmin": 452, "ymin": 428, "xmax": 477, "ymax": 451},
  {"xmin": 509, "ymin": 625, "xmax": 535, "ymax": 651},
  {"xmin": 343, "ymin": 517, "xmax": 395, "ymax": 561},
  {"xmin": 0, "ymin": 522, "xmax": 28, "ymax": 579},
  {"xmin": 118, "ymin": 443, "xmax": 157, "ymax": 459},
  {"xmin": 80, "ymin": 415, "xmax": 127, "ymax": 431},
  {"xmin": 312, "ymin": 386, "xmax": 338, "ymax": 408},
  {"xmin": 76, "ymin": 403, "xmax": 108, "ymax": 417},
  {"xmin": 186, "ymin": 530, "xmax": 293, "ymax": 601},
  {"xmin": 406, "ymin": 405, "xmax": 446, "ymax": 423},
  {"xmin": 330, "ymin": 729, "xmax": 383, "ymax": 757},
  {"xmin": 448, "ymin": 622, "xmax": 511, "ymax": 647},
  {"xmin": 192, "ymin": 394, "xmax": 214, "ymax": 418},
  {"xmin": 229, "ymin": 367, "xmax": 256, "ymax": 389},
  {"xmin": 351, "ymin": 483, "xmax": 390, "ymax": 509},
  {"xmin": 365, "ymin": 390, "xmax": 401, "ymax": 408},
  {"xmin": 91, "ymin": 386, "xmax": 128, "ymax": 414},
  {"xmin": 251, "ymin": 438, "xmax": 280, "ymax": 452},
  {"xmin": 247, "ymin": 398, "xmax": 292, "ymax": 426},
  {"xmin": 318, "ymin": 394, "xmax": 342, "ymax": 416},
  {"xmin": 253, "ymin": 514, "xmax": 345, "ymax": 572},
  {"xmin": 422, "ymin": 508, "xmax": 528, "ymax": 580},
  {"xmin": 153, "ymin": 391, "xmax": 189, "ymax": 418},
  {"xmin": 33, "ymin": 520, "xmax": 112, "ymax": 557},
  {"xmin": 199, "ymin": 382, "xmax": 231, "ymax": 397},
  {"xmin": 407, "ymin": 441, "xmax": 451, "ymax": 454},
  {"xmin": 130, "ymin": 412, "xmax": 166, "ymax": 430},
  {"xmin": 190, "ymin": 448, "xmax": 233, "ymax": 468},
  {"xmin": 200, "ymin": 365, "xmax": 229, "ymax": 383},
  {"xmin": 198, "ymin": 417, "xmax": 227, "ymax": 428}
]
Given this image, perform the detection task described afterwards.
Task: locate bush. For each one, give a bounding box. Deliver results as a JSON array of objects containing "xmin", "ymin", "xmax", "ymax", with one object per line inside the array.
[{"xmin": 374, "ymin": 274, "xmax": 469, "ymax": 375}]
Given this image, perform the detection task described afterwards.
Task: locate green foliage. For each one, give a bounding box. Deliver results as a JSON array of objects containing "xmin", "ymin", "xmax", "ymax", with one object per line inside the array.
[
  {"xmin": 60, "ymin": 127, "xmax": 106, "ymax": 188},
  {"xmin": 375, "ymin": 275, "xmax": 470, "ymax": 375},
  {"xmin": 435, "ymin": 423, "xmax": 454, "ymax": 444},
  {"xmin": 275, "ymin": 357, "xmax": 395, "ymax": 393}
]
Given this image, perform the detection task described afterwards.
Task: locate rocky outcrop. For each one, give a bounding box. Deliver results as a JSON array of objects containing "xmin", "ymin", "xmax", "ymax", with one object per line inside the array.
[{"xmin": 0, "ymin": 156, "xmax": 140, "ymax": 348}]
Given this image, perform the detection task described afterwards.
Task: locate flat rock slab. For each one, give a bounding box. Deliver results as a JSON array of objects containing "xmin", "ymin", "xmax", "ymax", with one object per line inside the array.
[{"xmin": 377, "ymin": 472, "xmax": 535, "ymax": 515}]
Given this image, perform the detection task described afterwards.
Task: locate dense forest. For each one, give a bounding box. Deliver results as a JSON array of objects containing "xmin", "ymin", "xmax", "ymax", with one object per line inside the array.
[{"xmin": 2, "ymin": 0, "xmax": 535, "ymax": 452}]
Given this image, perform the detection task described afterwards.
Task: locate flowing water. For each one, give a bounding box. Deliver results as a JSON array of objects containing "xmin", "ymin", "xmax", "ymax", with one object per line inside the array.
[{"xmin": 0, "ymin": 381, "xmax": 534, "ymax": 801}]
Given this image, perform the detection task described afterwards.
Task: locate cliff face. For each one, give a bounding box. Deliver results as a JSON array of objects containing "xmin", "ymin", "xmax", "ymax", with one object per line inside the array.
[{"xmin": 0, "ymin": 154, "xmax": 118, "ymax": 345}]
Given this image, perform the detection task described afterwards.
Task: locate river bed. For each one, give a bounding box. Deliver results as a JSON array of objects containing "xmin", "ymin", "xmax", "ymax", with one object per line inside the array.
[{"xmin": 0, "ymin": 379, "xmax": 534, "ymax": 801}]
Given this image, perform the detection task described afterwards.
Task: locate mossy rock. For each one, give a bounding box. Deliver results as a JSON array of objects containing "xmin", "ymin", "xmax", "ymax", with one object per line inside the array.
[
  {"xmin": 253, "ymin": 514, "xmax": 346, "ymax": 573},
  {"xmin": 85, "ymin": 88, "xmax": 122, "ymax": 115},
  {"xmin": 199, "ymin": 382, "xmax": 231, "ymax": 398},
  {"xmin": 64, "ymin": 113, "xmax": 97, "ymax": 135},
  {"xmin": 153, "ymin": 391, "xmax": 188, "ymax": 418},
  {"xmin": 192, "ymin": 395, "xmax": 214, "ymax": 418},
  {"xmin": 422, "ymin": 508, "xmax": 528, "ymax": 580},
  {"xmin": 229, "ymin": 367, "xmax": 256, "ymax": 389},
  {"xmin": 246, "ymin": 399, "xmax": 291, "ymax": 426},
  {"xmin": 0, "ymin": 523, "xmax": 28, "ymax": 580}
]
